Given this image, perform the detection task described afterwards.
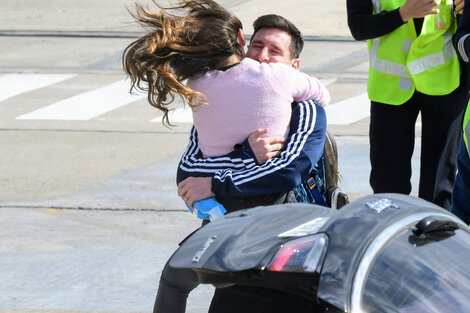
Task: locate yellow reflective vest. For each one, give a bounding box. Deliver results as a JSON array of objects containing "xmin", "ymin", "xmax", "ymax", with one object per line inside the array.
[
  {"xmin": 464, "ymin": 100, "xmax": 470, "ymax": 156},
  {"xmin": 367, "ymin": 0, "xmax": 460, "ymax": 105}
]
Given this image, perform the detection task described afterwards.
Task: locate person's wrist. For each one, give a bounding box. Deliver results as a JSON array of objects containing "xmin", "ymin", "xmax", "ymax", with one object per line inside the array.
[
  {"xmin": 244, "ymin": 139, "xmax": 261, "ymax": 164},
  {"xmin": 399, "ymin": 6, "xmax": 411, "ymax": 22},
  {"xmin": 210, "ymin": 176, "xmax": 217, "ymax": 195}
]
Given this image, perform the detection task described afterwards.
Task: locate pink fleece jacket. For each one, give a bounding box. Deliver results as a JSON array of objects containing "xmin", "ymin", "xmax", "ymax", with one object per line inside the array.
[{"xmin": 188, "ymin": 58, "xmax": 330, "ymax": 157}]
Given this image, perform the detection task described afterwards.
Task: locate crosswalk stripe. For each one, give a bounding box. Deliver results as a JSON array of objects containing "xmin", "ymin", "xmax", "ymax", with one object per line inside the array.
[
  {"xmin": 150, "ymin": 106, "xmax": 193, "ymax": 124},
  {"xmin": 0, "ymin": 74, "xmax": 76, "ymax": 102},
  {"xmin": 16, "ymin": 80, "xmax": 145, "ymax": 120},
  {"xmin": 8, "ymin": 74, "xmax": 370, "ymax": 125},
  {"xmin": 325, "ymin": 92, "xmax": 370, "ymax": 125}
]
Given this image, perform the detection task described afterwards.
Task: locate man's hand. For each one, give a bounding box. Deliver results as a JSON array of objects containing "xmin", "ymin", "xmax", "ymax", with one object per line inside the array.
[
  {"xmin": 399, "ymin": 0, "xmax": 439, "ymax": 22},
  {"xmin": 248, "ymin": 128, "xmax": 285, "ymax": 164},
  {"xmin": 178, "ymin": 177, "xmax": 215, "ymax": 208},
  {"xmin": 455, "ymin": 0, "xmax": 464, "ymax": 14}
]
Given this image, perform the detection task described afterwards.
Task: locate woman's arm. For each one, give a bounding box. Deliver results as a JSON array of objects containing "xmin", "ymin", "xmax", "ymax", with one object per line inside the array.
[
  {"xmin": 292, "ymin": 72, "xmax": 331, "ymax": 108},
  {"xmin": 347, "ymin": 0, "xmax": 404, "ymax": 40}
]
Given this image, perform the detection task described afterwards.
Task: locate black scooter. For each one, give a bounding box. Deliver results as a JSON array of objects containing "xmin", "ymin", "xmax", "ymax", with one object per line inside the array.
[{"xmin": 166, "ymin": 194, "xmax": 470, "ymax": 313}]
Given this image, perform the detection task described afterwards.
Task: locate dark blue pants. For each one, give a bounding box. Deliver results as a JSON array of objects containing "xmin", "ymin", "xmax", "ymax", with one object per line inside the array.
[{"xmin": 451, "ymin": 137, "xmax": 470, "ymax": 224}]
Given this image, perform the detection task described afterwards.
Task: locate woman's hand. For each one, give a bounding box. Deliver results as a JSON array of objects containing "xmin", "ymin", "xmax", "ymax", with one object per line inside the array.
[
  {"xmin": 399, "ymin": 0, "xmax": 439, "ymax": 22},
  {"xmin": 178, "ymin": 177, "xmax": 215, "ymax": 208},
  {"xmin": 248, "ymin": 128, "xmax": 285, "ymax": 164}
]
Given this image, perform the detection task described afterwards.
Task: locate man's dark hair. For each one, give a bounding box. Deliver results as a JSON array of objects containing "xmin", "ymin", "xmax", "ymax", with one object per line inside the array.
[{"xmin": 251, "ymin": 14, "xmax": 304, "ymax": 59}]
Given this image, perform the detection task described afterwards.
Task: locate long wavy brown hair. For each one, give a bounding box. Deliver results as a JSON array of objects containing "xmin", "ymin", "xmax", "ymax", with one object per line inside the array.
[{"xmin": 123, "ymin": 0, "xmax": 244, "ymax": 126}]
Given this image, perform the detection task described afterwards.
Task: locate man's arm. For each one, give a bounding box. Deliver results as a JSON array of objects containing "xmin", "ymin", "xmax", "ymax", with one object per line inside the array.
[
  {"xmin": 454, "ymin": 3, "xmax": 470, "ymax": 63},
  {"xmin": 209, "ymin": 100, "xmax": 326, "ymax": 197}
]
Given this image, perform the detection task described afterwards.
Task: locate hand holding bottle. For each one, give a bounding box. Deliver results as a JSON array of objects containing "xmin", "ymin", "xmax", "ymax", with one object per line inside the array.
[
  {"xmin": 399, "ymin": 0, "xmax": 440, "ymax": 22},
  {"xmin": 178, "ymin": 176, "xmax": 215, "ymax": 208},
  {"xmin": 454, "ymin": 0, "xmax": 464, "ymax": 14}
]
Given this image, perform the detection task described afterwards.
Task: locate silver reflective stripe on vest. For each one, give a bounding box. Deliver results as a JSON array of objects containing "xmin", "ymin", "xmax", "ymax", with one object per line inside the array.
[
  {"xmin": 466, "ymin": 120, "xmax": 470, "ymax": 157},
  {"xmin": 372, "ymin": 0, "xmax": 381, "ymax": 13},
  {"xmin": 458, "ymin": 33, "xmax": 470, "ymax": 63},
  {"xmin": 370, "ymin": 38, "xmax": 412, "ymax": 90},
  {"xmin": 402, "ymin": 40, "xmax": 413, "ymax": 53},
  {"xmin": 399, "ymin": 78, "xmax": 412, "ymax": 90},
  {"xmin": 408, "ymin": 31, "xmax": 455, "ymax": 75},
  {"xmin": 370, "ymin": 38, "xmax": 411, "ymax": 78}
]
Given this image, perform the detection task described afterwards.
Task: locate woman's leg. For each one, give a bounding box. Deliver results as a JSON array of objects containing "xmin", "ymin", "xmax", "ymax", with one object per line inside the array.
[{"xmin": 153, "ymin": 258, "xmax": 200, "ymax": 313}]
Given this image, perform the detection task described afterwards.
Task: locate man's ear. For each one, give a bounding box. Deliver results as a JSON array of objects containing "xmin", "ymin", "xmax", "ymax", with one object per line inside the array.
[
  {"xmin": 291, "ymin": 58, "xmax": 300, "ymax": 70},
  {"xmin": 237, "ymin": 28, "xmax": 246, "ymax": 47}
]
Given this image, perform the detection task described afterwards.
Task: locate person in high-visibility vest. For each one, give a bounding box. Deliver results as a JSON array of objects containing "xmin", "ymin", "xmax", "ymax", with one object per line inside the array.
[
  {"xmin": 452, "ymin": 4, "xmax": 470, "ymax": 223},
  {"xmin": 347, "ymin": 0, "xmax": 468, "ymax": 209}
]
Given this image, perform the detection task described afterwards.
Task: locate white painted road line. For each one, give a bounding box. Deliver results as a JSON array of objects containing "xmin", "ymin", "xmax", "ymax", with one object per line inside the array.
[
  {"xmin": 8, "ymin": 74, "xmax": 369, "ymax": 125},
  {"xmin": 326, "ymin": 92, "xmax": 370, "ymax": 125},
  {"xmin": 320, "ymin": 78, "xmax": 337, "ymax": 86},
  {"xmin": 151, "ymin": 107, "xmax": 193, "ymax": 124},
  {"xmin": 16, "ymin": 80, "xmax": 145, "ymax": 120},
  {"xmin": 0, "ymin": 74, "xmax": 76, "ymax": 103}
]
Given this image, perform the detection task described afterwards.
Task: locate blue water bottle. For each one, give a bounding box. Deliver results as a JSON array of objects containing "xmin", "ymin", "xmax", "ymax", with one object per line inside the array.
[{"xmin": 185, "ymin": 198, "xmax": 227, "ymax": 221}]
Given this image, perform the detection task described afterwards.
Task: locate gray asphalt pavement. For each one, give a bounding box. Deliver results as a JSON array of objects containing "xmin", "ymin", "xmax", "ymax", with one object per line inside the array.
[
  {"xmin": 1, "ymin": 207, "xmax": 213, "ymax": 313},
  {"xmin": 0, "ymin": 1, "xmax": 422, "ymax": 312}
]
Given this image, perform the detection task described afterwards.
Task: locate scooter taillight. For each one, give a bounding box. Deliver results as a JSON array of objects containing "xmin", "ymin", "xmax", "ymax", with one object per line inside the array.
[{"xmin": 267, "ymin": 234, "xmax": 328, "ymax": 273}]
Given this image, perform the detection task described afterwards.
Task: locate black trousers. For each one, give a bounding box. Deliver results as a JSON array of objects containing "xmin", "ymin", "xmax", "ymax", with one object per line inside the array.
[
  {"xmin": 208, "ymin": 285, "xmax": 323, "ymax": 313},
  {"xmin": 369, "ymin": 86, "xmax": 468, "ymax": 209},
  {"xmin": 152, "ymin": 256, "xmax": 199, "ymax": 313}
]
